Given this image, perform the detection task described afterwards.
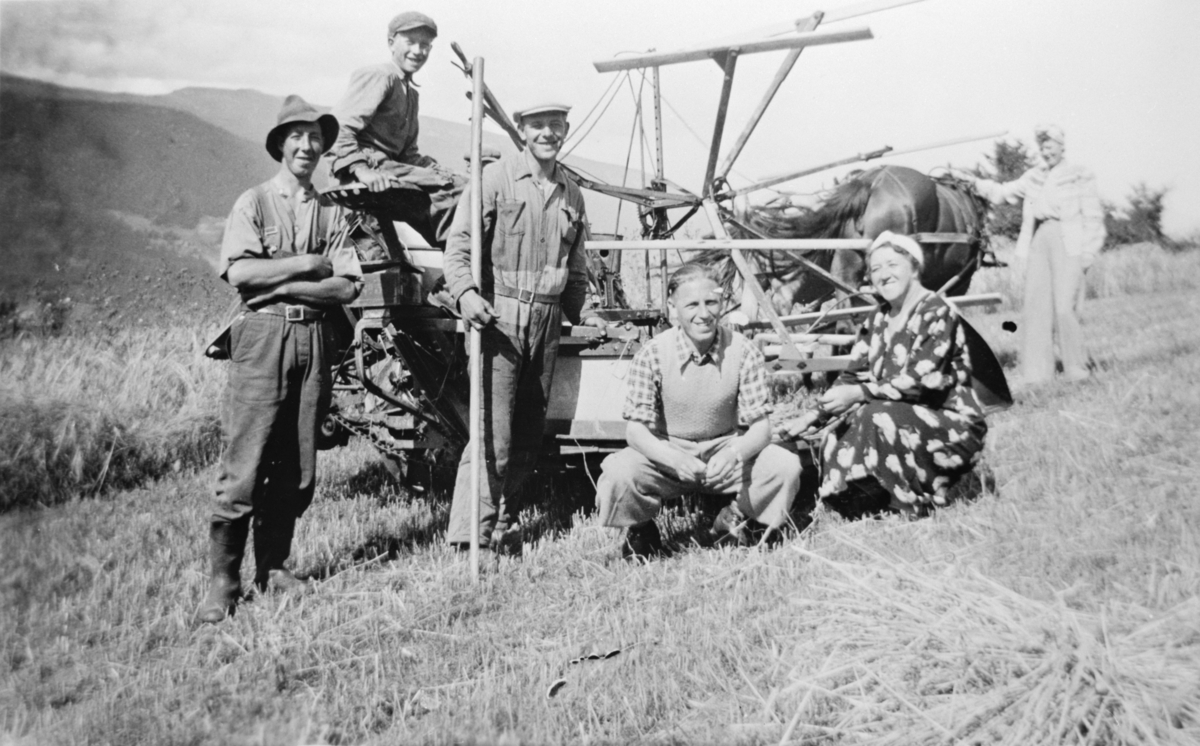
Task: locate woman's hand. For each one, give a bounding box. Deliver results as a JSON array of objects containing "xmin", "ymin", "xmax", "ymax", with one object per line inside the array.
[
  {"xmin": 781, "ymin": 410, "xmax": 822, "ymax": 439},
  {"xmin": 818, "ymin": 385, "xmax": 866, "ymax": 416}
]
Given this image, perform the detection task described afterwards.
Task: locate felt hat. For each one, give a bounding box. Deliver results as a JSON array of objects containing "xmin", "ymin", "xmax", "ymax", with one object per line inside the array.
[
  {"xmin": 512, "ymin": 102, "xmax": 571, "ymax": 124},
  {"xmin": 388, "ymin": 11, "xmax": 437, "ymax": 37},
  {"xmin": 265, "ymin": 95, "xmax": 338, "ymax": 162},
  {"xmin": 869, "ymin": 230, "xmax": 924, "ymax": 270}
]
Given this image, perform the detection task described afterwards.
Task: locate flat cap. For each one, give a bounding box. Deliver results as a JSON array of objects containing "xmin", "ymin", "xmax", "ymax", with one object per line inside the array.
[
  {"xmin": 388, "ymin": 11, "xmax": 437, "ymax": 37},
  {"xmin": 512, "ymin": 102, "xmax": 571, "ymax": 124}
]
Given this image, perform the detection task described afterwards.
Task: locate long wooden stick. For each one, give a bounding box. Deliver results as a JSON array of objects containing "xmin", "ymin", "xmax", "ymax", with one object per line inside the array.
[
  {"xmin": 740, "ymin": 292, "xmax": 1005, "ymax": 330},
  {"xmin": 653, "ymin": 65, "xmax": 668, "ymax": 311},
  {"xmin": 586, "ymin": 238, "xmax": 872, "ymax": 251},
  {"xmin": 724, "ymin": 215, "xmax": 859, "ymax": 296},
  {"xmin": 718, "ymin": 147, "xmax": 893, "ymax": 200},
  {"xmin": 593, "ymin": 27, "xmax": 872, "ymax": 73},
  {"xmin": 704, "ymin": 50, "xmax": 739, "ymax": 195},
  {"xmin": 584, "ymin": 232, "xmax": 970, "ymax": 252},
  {"xmin": 717, "ymin": 12, "xmax": 823, "ymax": 183},
  {"xmin": 702, "ymin": 201, "xmax": 804, "ymax": 360},
  {"xmin": 468, "ymin": 58, "xmax": 485, "ymax": 583},
  {"xmin": 453, "ymin": 42, "xmax": 524, "ymax": 152},
  {"xmin": 689, "ymin": 0, "xmax": 922, "ymax": 50}
]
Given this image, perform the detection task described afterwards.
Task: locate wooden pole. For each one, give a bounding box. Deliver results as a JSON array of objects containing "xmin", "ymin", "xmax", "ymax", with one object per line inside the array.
[
  {"xmin": 653, "ymin": 65, "xmax": 667, "ymax": 311},
  {"xmin": 593, "ymin": 27, "xmax": 872, "ymax": 73},
  {"xmin": 724, "ymin": 215, "xmax": 860, "ymax": 296},
  {"xmin": 585, "ymin": 238, "xmax": 873, "ymax": 251},
  {"xmin": 468, "ymin": 58, "xmax": 485, "ymax": 583},
  {"xmin": 740, "ymin": 292, "xmax": 1005, "ymax": 330},
  {"xmin": 718, "ymin": 147, "xmax": 893, "ymax": 200},
  {"xmin": 717, "ymin": 13, "xmax": 823, "ymax": 183},
  {"xmin": 704, "ymin": 50, "xmax": 739, "ymax": 196},
  {"xmin": 702, "ymin": 200, "xmax": 804, "ymax": 360},
  {"xmin": 693, "ymin": 0, "xmax": 922, "ymax": 50}
]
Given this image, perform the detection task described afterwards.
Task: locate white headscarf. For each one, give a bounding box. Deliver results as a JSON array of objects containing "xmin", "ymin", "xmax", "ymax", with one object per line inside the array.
[{"xmin": 868, "ymin": 230, "xmax": 924, "ymax": 270}]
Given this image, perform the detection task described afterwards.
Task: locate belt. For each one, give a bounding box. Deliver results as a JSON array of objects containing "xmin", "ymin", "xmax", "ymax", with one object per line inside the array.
[
  {"xmin": 492, "ymin": 283, "xmax": 559, "ymax": 305},
  {"xmin": 250, "ymin": 303, "xmax": 326, "ymax": 322}
]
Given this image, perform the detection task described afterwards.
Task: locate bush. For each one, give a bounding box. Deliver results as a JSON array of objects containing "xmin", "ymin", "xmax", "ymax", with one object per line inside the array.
[
  {"xmin": 975, "ymin": 139, "xmax": 1034, "ymax": 240},
  {"xmin": 1104, "ymin": 183, "xmax": 1173, "ymax": 250}
]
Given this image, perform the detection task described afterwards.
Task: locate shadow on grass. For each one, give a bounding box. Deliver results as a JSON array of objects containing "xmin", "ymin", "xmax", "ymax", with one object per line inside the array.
[{"xmin": 813, "ymin": 462, "xmax": 997, "ymax": 523}]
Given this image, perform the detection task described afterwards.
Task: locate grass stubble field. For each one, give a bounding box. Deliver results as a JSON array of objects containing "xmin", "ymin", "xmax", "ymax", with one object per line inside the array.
[{"xmin": 2, "ymin": 242, "xmax": 1199, "ymax": 745}]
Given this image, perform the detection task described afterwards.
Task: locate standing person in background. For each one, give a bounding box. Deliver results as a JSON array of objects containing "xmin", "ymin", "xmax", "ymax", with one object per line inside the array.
[
  {"xmin": 328, "ymin": 11, "xmax": 463, "ymax": 247},
  {"xmin": 441, "ymin": 101, "xmax": 606, "ymax": 562},
  {"xmin": 196, "ymin": 96, "xmax": 362, "ymax": 624},
  {"xmin": 968, "ymin": 125, "xmax": 1106, "ymax": 385}
]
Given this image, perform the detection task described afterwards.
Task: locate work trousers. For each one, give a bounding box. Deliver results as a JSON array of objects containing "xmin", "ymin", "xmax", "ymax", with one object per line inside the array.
[
  {"xmin": 363, "ymin": 162, "xmax": 465, "ymax": 248},
  {"xmin": 213, "ymin": 312, "xmax": 331, "ymax": 524},
  {"xmin": 1022, "ymin": 220, "xmax": 1088, "ymax": 384},
  {"xmin": 595, "ymin": 436, "xmax": 802, "ymax": 530},
  {"xmin": 446, "ymin": 298, "xmax": 562, "ymax": 546}
]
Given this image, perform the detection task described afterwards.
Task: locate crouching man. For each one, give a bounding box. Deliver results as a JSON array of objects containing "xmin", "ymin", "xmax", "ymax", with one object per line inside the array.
[
  {"xmin": 196, "ymin": 96, "xmax": 362, "ymax": 624},
  {"xmin": 596, "ymin": 263, "xmax": 801, "ymax": 559}
]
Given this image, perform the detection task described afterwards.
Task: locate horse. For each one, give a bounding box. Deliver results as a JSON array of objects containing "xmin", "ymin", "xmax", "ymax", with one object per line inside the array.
[{"xmin": 703, "ymin": 165, "xmax": 990, "ymax": 318}]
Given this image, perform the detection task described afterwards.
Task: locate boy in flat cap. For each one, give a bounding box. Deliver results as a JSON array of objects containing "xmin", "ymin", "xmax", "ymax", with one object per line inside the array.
[
  {"xmin": 329, "ymin": 11, "xmax": 463, "ymax": 246},
  {"xmin": 196, "ymin": 96, "xmax": 362, "ymax": 624},
  {"xmin": 441, "ymin": 102, "xmax": 605, "ymax": 559}
]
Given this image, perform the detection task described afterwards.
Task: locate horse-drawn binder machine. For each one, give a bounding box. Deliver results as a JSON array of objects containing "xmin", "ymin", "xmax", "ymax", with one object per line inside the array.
[{"xmin": 318, "ymin": 0, "xmax": 1011, "ymax": 485}]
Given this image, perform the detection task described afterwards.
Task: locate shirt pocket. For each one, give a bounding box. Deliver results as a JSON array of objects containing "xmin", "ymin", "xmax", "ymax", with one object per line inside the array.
[
  {"xmin": 262, "ymin": 226, "xmax": 283, "ymax": 257},
  {"xmin": 494, "ymin": 199, "xmax": 526, "ymax": 273}
]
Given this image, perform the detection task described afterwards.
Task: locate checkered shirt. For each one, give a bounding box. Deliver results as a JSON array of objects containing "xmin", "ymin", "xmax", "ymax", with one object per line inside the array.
[{"xmin": 622, "ymin": 326, "xmax": 773, "ymax": 432}]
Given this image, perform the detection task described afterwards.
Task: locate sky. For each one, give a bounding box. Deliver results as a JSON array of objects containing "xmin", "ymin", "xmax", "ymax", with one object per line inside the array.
[{"xmin": 3, "ymin": 0, "xmax": 1198, "ymax": 235}]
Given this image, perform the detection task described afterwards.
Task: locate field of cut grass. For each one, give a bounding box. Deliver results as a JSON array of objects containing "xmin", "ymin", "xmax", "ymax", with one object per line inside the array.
[{"xmin": 2, "ymin": 244, "xmax": 1199, "ymax": 744}]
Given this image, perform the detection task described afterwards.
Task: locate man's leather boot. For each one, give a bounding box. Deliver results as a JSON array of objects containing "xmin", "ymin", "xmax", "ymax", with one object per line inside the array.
[
  {"xmin": 195, "ymin": 518, "xmax": 249, "ymax": 624},
  {"xmin": 253, "ymin": 517, "xmax": 310, "ymax": 594}
]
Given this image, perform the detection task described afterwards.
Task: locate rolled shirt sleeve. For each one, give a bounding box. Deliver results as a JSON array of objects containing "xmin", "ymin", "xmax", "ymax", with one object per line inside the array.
[
  {"xmin": 218, "ymin": 190, "xmax": 270, "ymax": 281},
  {"xmin": 736, "ymin": 341, "xmax": 773, "ymax": 426},
  {"xmin": 621, "ymin": 342, "xmax": 662, "ymax": 426}
]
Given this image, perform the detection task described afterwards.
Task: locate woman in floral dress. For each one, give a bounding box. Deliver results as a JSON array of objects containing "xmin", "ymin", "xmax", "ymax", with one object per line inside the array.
[{"xmin": 784, "ymin": 231, "xmax": 988, "ymax": 514}]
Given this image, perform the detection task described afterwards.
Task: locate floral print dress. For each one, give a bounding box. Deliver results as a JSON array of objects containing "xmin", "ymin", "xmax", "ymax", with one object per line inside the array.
[{"xmin": 819, "ymin": 293, "xmax": 987, "ymax": 509}]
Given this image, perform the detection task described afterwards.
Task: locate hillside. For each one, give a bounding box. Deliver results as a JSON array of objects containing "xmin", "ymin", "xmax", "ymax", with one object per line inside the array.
[{"xmin": 0, "ymin": 74, "xmax": 646, "ymax": 325}]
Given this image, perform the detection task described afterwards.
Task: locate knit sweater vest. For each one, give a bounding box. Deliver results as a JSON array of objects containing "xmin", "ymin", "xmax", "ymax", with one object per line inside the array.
[{"xmin": 660, "ymin": 328, "xmax": 744, "ymax": 440}]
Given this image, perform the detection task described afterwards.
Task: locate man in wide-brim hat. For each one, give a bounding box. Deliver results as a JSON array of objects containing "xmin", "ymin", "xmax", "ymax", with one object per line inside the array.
[
  {"xmin": 328, "ymin": 10, "xmax": 464, "ymax": 247},
  {"xmin": 196, "ymin": 95, "xmax": 362, "ymax": 624}
]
